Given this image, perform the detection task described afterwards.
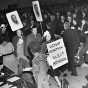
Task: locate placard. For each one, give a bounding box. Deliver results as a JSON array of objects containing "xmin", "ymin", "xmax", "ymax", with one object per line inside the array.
[
  {"xmin": 6, "ymin": 11, "xmax": 23, "ymax": 31},
  {"xmin": 47, "ymin": 38, "xmax": 68, "ymax": 69},
  {"xmin": 32, "ymin": 1, "xmax": 43, "ymax": 22}
]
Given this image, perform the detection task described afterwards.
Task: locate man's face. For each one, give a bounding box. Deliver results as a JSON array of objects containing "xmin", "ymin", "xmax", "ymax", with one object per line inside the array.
[
  {"xmin": 73, "ymin": 13, "xmax": 76, "ymax": 18},
  {"xmin": 17, "ymin": 30, "xmax": 22, "ymax": 37},
  {"xmin": 32, "ymin": 28, "xmax": 37, "ymax": 35},
  {"xmin": 64, "ymin": 22, "xmax": 70, "ymax": 30},
  {"xmin": 11, "ymin": 15, "xmax": 18, "ymax": 24},
  {"xmin": 67, "ymin": 16, "xmax": 72, "ymax": 23},
  {"xmin": 50, "ymin": 15, "xmax": 55, "ymax": 21},
  {"xmin": 1, "ymin": 24, "xmax": 6, "ymax": 34},
  {"xmin": 61, "ymin": 16, "xmax": 65, "ymax": 23}
]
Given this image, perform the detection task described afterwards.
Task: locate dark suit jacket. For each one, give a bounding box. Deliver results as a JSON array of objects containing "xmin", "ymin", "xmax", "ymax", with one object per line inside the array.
[{"xmin": 62, "ymin": 29, "xmax": 80, "ymax": 59}]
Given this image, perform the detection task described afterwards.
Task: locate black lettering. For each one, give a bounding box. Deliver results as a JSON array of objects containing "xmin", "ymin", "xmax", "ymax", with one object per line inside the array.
[
  {"xmin": 49, "ymin": 42, "xmax": 60, "ymax": 49},
  {"xmin": 48, "ymin": 47, "xmax": 63, "ymax": 53},
  {"xmin": 53, "ymin": 57, "xmax": 67, "ymax": 66}
]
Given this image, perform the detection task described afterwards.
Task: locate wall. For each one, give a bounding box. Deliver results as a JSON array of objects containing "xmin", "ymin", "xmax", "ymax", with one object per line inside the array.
[{"xmin": 0, "ymin": 0, "xmax": 68, "ymax": 9}]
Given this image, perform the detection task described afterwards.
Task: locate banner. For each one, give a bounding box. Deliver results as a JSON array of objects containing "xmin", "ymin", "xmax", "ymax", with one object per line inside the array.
[
  {"xmin": 47, "ymin": 38, "xmax": 68, "ymax": 69},
  {"xmin": 32, "ymin": 1, "xmax": 43, "ymax": 22},
  {"xmin": 6, "ymin": 11, "xmax": 23, "ymax": 31}
]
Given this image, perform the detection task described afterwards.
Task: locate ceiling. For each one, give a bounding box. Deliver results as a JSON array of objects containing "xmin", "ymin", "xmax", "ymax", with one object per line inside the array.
[{"xmin": 0, "ymin": 0, "xmax": 69, "ymax": 9}]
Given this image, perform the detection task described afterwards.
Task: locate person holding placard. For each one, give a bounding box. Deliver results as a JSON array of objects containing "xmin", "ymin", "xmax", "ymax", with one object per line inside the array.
[{"xmin": 11, "ymin": 14, "xmax": 19, "ymax": 25}]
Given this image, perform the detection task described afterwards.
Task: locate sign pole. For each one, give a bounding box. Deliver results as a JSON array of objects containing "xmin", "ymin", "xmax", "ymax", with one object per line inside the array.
[{"xmin": 40, "ymin": 22, "xmax": 43, "ymax": 35}]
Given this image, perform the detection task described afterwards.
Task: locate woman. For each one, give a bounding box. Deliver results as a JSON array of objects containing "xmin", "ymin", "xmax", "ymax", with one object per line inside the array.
[
  {"xmin": 0, "ymin": 24, "xmax": 18, "ymax": 74},
  {"xmin": 13, "ymin": 29, "xmax": 35, "ymax": 88},
  {"xmin": 15, "ymin": 29, "xmax": 30, "ymax": 73},
  {"xmin": 29, "ymin": 41, "xmax": 60, "ymax": 88}
]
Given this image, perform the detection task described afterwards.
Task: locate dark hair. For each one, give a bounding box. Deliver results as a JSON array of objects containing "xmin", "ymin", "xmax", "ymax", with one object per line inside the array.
[
  {"xmin": 11, "ymin": 14, "xmax": 19, "ymax": 24},
  {"xmin": 29, "ymin": 41, "xmax": 41, "ymax": 54}
]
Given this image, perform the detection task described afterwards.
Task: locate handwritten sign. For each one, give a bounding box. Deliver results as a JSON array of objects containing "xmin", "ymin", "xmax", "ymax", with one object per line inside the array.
[{"xmin": 47, "ymin": 38, "xmax": 68, "ymax": 69}]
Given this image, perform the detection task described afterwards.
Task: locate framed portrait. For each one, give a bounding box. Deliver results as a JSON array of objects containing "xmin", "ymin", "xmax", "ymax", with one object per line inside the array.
[
  {"xmin": 6, "ymin": 11, "xmax": 23, "ymax": 31},
  {"xmin": 32, "ymin": 1, "xmax": 43, "ymax": 22}
]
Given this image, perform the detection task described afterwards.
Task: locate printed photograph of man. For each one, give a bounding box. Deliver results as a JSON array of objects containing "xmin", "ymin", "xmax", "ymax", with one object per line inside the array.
[{"xmin": 11, "ymin": 14, "xmax": 19, "ymax": 25}]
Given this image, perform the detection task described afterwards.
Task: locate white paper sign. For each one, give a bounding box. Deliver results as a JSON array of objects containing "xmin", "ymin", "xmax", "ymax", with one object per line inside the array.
[
  {"xmin": 6, "ymin": 11, "xmax": 23, "ymax": 31},
  {"xmin": 7, "ymin": 76, "xmax": 20, "ymax": 82},
  {"xmin": 47, "ymin": 38, "xmax": 68, "ymax": 69},
  {"xmin": 32, "ymin": 1, "xmax": 43, "ymax": 22}
]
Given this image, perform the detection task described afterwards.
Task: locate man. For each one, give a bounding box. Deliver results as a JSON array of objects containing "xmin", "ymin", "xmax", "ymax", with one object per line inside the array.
[
  {"xmin": 24, "ymin": 26, "xmax": 42, "ymax": 63},
  {"xmin": 62, "ymin": 22, "xmax": 80, "ymax": 76}
]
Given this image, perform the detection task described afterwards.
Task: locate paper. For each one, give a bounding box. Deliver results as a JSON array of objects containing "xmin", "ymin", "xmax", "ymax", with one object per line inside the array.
[
  {"xmin": 6, "ymin": 11, "xmax": 23, "ymax": 31},
  {"xmin": 7, "ymin": 76, "xmax": 20, "ymax": 82},
  {"xmin": 32, "ymin": 1, "xmax": 43, "ymax": 22},
  {"xmin": 23, "ymin": 67, "xmax": 32, "ymax": 71}
]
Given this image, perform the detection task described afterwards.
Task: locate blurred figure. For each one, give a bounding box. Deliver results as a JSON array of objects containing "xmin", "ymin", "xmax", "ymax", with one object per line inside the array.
[
  {"xmin": 24, "ymin": 26, "xmax": 42, "ymax": 62},
  {"xmin": 62, "ymin": 21, "xmax": 80, "ymax": 76},
  {"xmin": 61, "ymin": 15, "xmax": 65, "ymax": 24},
  {"xmin": 29, "ymin": 41, "xmax": 59, "ymax": 88}
]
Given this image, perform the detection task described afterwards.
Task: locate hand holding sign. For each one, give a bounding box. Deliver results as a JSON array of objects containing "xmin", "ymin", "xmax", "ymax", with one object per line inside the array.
[{"xmin": 32, "ymin": 1, "xmax": 43, "ymax": 22}]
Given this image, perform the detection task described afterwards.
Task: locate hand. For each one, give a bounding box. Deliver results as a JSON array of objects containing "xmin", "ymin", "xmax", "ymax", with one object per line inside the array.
[{"xmin": 82, "ymin": 20, "xmax": 86, "ymax": 25}]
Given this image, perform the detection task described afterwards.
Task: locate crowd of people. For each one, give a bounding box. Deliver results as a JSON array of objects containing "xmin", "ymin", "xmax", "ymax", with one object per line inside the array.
[{"xmin": 0, "ymin": 3, "xmax": 88, "ymax": 88}]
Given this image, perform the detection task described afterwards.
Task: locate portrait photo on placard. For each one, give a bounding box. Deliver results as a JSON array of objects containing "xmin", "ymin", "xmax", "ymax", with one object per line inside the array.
[
  {"xmin": 6, "ymin": 11, "xmax": 23, "ymax": 31},
  {"xmin": 32, "ymin": 1, "xmax": 43, "ymax": 22}
]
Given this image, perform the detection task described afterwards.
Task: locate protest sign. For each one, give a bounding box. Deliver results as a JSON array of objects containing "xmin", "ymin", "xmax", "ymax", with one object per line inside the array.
[
  {"xmin": 6, "ymin": 11, "xmax": 23, "ymax": 31},
  {"xmin": 47, "ymin": 38, "xmax": 68, "ymax": 69},
  {"xmin": 32, "ymin": 1, "xmax": 43, "ymax": 22}
]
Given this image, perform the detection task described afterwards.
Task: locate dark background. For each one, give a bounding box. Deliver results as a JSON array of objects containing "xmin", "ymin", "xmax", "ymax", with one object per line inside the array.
[{"xmin": 0, "ymin": 0, "xmax": 87, "ymax": 9}]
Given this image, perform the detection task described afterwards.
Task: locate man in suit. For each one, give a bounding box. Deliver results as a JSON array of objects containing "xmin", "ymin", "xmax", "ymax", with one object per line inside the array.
[{"xmin": 62, "ymin": 22, "xmax": 80, "ymax": 76}]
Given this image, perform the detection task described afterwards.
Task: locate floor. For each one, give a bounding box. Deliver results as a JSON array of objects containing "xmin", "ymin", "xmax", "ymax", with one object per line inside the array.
[
  {"xmin": 60, "ymin": 63, "xmax": 88, "ymax": 88},
  {"xmin": 1, "ymin": 64, "xmax": 88, "ymax": 88}
]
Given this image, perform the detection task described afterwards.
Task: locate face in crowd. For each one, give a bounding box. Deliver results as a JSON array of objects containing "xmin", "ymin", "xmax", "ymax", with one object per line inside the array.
[
  {"xmin": 73, "ymin": 13, "xmax": 77, "ymax": 19},
  {"xmin": 44, "ymin": 14, "xmax": 48, "ymax": 20},
  {"xmin": 56, "ymin": 12, "xmax": 60, "ymax": 19},
  {"xmin": 64, "ymin": 22, "xmax": 70, "ymax": 30},
  {"xmin": 1, "ymin": 24, "xmax": 6, "ymax": 34},
  {"xmin": 67, "ymin": 16, "xmax": 72, "ymax": 23},
  {"xmin": 67, "ymin": 11, "xmax": 71, "ymax": 17},
  {"xmin": 16, "ymin": 29, "xmax": 22, "ymax": 38},
  {"xmin": 32, "ymin": 27, "xmax": 37, "ymax": 35},
  {"xmin": 61, "ymin": 16, "xmax": 65, "ymax": 23},
  {"xmin": 50, "ymin": 15, "xmax": 55, "ymax": 22}
]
